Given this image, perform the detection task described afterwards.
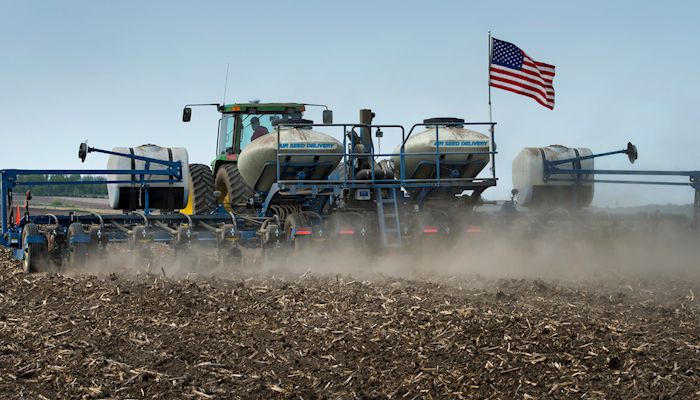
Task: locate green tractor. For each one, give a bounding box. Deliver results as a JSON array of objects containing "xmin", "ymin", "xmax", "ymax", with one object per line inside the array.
[{"xmin": 181, "ymin": 102, "xmax": 330, "ymax": 215}]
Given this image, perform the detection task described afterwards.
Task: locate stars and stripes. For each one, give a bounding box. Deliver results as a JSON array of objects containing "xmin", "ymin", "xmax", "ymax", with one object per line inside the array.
[{"xmin": 489, "ymin": 38, "xmax": 556, "ymax": 109}]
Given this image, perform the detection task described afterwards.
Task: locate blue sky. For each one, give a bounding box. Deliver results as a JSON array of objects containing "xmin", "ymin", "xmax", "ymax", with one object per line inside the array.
[{"xmin": 2, "ymin": 1, "xmax": 699, "ymax": 206}]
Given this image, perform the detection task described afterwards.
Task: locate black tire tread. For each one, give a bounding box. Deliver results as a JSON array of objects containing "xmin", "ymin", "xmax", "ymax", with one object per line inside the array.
[
  {"xmin": 188, "ymin": 163, "xmax": 216, "ymax": 214},
  {"xmin": 216, "ymin": 164, "xmax": 254, "ymax": 208}
]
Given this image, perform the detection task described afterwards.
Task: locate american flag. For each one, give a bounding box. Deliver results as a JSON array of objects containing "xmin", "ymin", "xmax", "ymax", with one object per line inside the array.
[{"xmin": 489, "ymin": 38, "xmax": 556, "ymax": 109}]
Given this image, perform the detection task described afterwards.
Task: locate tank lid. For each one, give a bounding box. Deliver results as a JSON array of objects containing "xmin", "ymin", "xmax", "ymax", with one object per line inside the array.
[
  {"xmin": 271, "ymin": 118, "xmax": 314, "ymax": 127},
  {"xmin": 423, "ymin": 117, "xmax": 465, "ymax": 125}
]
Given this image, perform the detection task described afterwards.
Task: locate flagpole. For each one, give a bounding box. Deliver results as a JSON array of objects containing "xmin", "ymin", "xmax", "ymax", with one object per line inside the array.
[
  {"xmin": 487, "ymin": 31, "xmax": 493, "ymax": 126},
  {"xmin": 487, "ymin": 31, "xmax": 495, "ymax": 178}
]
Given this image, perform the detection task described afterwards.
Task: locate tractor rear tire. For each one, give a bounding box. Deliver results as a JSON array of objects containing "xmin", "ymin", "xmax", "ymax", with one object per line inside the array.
[
  {"xmin": 215, "ymin": 164, "xmax": 254, "ymax": 210},
  {"xmin": 187, "ymin": 163, "xmax": 216, "ymax": 214},
  {"xmin": 66, "ymin": 223, "xmax": 88, "ymax": 268},
  {"xmin": 22, "ymin": 223, "xmax": 46, "ymax": 273}
]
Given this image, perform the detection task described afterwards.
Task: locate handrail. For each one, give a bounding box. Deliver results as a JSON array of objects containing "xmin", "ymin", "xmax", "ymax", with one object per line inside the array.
[
  {"xmin": 1, "ymin": 152, "xmax": 185, "ymax": 234},
  {"xmin": 271, "ymin": 121, "xmax": 497, "ymax": 189}
]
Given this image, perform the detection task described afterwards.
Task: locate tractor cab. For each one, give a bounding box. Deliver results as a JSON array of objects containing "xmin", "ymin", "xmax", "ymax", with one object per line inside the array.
[
  {"xmin": 215, "ymin": 103, "xmax": 306, "ymax": 156},
  {"xmin": 181, "ymin": 101, "xmax": 331, "ymax": 214}
]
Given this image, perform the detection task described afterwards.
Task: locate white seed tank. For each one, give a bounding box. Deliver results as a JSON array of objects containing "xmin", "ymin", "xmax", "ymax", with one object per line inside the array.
[
  {"xmin": 512, "ymin": 145, "xmax": 594, "ymax": 209},
  {"xmin": 107, "ymin": 144, "xmax": 190, "ymax": 210},
  {"xmin": 237, "ymin": 121, "xmax": 343, "ymax": 192},
  {"xmin": 390, "ymin": 118, "xmax": 490, "ymax": 180}
]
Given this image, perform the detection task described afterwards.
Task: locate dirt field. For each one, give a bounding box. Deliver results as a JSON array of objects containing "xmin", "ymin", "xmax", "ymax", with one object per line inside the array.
[{"xmin": 1, "ymin": 238, "xmax": 699, "ymax": 399}]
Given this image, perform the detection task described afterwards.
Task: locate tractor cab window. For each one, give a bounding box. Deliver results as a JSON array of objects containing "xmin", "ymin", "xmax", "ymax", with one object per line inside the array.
[
  {"xmin": 239, "ymin": 114, "xmax": 283, "ymax": 150},
  {"xmin": 217, "ymin": 113, "xmax": 292, "ymax": 155},
  {"xmin": 217, "ymin": 114, "xmax": 236, "ymax": 155}
]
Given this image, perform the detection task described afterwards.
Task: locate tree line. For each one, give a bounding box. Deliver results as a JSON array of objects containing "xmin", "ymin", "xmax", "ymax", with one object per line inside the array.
[{"xmin": 16, "ymin": 174, "xmax": 107, "ymax": 197}]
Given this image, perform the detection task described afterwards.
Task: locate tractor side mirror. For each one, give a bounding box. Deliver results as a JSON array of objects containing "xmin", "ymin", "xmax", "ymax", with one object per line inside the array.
[
  {"xmin": 626, "ymin": 142, "xmax": 638, "ymax": 164},
  {"xmin": 78, "ymin": 142, "xmax": 89, "ymax": 162},
  {"xmin": 182, "ymin": 107, "xmax": 192, "ymax": 122},
  {"xmin": 322, "ymin": 109, "xmax": 333, "ymax": 124}
]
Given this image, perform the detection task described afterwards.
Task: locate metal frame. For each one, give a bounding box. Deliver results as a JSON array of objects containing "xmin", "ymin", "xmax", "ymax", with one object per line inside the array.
[
  {"xmin": 2, "ymin": 117, "xmax": 503, "ymax": 255},
  {"xmin": 270, "ymin": 121, "xmax": 498, "ymax": 197},
  {"xmin": 258, "ymin": 120, "xmax": 499, "ymax": 246},
  {"xmin": 1, "ymin": 147, "xmax": 183, "ymax": 245},
  {"xmin": 542, "ymin": 145, "xmax": 700, "ymax": 225},
  {"xmin": 0, "ymin": 146, "xmax": 263, "ymax": 265}
]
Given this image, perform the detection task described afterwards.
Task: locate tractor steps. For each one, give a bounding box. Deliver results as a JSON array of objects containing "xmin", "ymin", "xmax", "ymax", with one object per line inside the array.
[{"xmin": 376, "ymin": 188, "xmax": 402, "ymax": 248}]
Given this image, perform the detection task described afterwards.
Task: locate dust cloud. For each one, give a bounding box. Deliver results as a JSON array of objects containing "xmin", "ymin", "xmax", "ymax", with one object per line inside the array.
[
  {"xmin": 274, "ymin": 221, "xmax": 699, "ymax": 286},
  {"xmin": 60, "ymin": 213, "xmax": 699, "ymax": 287}
]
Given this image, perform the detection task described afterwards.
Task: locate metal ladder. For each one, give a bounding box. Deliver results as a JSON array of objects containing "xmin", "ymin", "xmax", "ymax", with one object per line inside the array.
[{"xmin": 376, "ymin": 187, "xmax": 402, "ymax": 247}]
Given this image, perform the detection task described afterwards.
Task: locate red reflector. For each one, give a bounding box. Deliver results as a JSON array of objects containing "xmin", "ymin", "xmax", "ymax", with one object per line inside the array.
[
  {"xmin": 466, "ymin": 225, "xmax": 481, "ymax": 233},
  {"xmin": 422, "ymin": 226, "xmax": 439, "ymax": 234},
  {"xmin": 338, "ymin": 229, "xmax": 355, "ymax": 235},
  {"xmin": 295, "ymin": 227, "xmax": 313, "ymax": 235}
]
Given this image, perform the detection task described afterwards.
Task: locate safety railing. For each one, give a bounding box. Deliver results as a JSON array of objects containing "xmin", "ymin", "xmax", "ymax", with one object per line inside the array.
[
  {"xmin": 1, "ymin": 145, "xmax": 183, "ymax": 235},
  {"xmin": 272, "ymin": 121, "xmax": 498, "ymax": 190}
]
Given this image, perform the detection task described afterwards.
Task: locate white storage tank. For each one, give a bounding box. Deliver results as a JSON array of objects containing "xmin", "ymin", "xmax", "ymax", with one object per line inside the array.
[
  {"xmin": 390, "ymin": 118, "xmax": 491, "ymax": 180},
  {"xmin": 107, "ymin": 144, "xmax": 190, "ymax": 210},
  {"xmin": 237, "ymin": 119, "xmax": 343, "ymax": 192},
  {"xmin": 512, "ymin": 145, "xmax": 594, "ymax": 209}
]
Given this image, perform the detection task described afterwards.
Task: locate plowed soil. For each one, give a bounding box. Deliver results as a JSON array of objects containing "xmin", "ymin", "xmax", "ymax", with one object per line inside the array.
[{"xmin": 0, "ymin": 247, "xmax": 699, "ymax": 399}]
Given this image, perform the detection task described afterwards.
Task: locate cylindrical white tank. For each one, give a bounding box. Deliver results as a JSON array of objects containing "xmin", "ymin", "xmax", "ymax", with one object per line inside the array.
[
  {"xmin": 237, "ymin": 124, "xmax": 343, "ymax": 192},
  {"xmin": 390, "ymin": 119, "xmax": 490, "ymax": 180},
  {"xmin": 107, "ymin": 144, "xmax": 190, "ymax": 210},
  {"xmin": 512, "ymin": 145, "xmax": 594, "ymax": 209}
]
